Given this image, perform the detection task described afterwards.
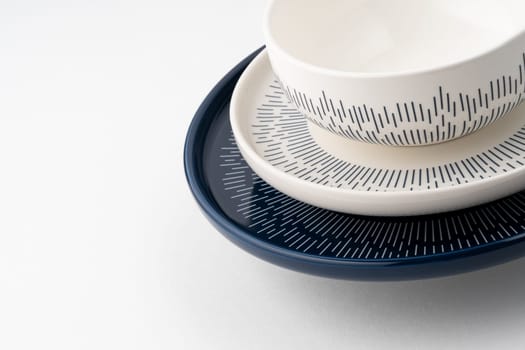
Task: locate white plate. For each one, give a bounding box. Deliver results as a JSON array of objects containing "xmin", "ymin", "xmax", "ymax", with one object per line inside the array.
[{"xmin": 230, "ymin": 50, "xmax": 525, "ymax": 216}]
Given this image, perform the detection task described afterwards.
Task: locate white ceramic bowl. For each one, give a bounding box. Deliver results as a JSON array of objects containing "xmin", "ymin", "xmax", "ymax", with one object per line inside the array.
[{"xmin": 264, "ymin": 0, "xmax": 525, "ymax": 146}]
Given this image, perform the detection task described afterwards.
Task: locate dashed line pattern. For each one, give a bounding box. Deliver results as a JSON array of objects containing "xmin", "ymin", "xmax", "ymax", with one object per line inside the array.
[
  {"xmin": 216, "ymin": 132, "xmax": 525, "ymax": 260},
  {"xmin": 252, "ymin": 81, "xmax": 525, "ymax": 191},
  {"xmin": 280, "ymin": 52, "xmax": 525, "ymax": 145}
]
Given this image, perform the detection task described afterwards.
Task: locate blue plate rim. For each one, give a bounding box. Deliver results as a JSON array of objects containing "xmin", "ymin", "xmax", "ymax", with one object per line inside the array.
[{"xmin": 184, "ymin": 46, "xmax": 525, "ymax": 273}]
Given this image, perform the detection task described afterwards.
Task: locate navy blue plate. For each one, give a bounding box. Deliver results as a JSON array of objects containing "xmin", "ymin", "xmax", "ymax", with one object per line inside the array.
[{"xmin": 184, "ymin": 47, "xmax": 525, "ymax": 280}]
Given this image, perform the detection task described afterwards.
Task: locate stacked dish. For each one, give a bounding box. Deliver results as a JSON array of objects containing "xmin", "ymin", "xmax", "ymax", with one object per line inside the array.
[{"xmin": 185, "ymin": 0, "xmax": 525, "ymax": 280}]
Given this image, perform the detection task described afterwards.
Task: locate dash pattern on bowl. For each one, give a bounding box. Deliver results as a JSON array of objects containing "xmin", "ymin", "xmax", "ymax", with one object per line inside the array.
[{"xmin": 278, "ymin": 52, "xmax": 525, "ymax": 146}]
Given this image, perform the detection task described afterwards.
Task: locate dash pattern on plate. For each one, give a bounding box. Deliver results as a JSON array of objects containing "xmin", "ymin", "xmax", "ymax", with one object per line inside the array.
[
  {"xmin": 252, "ymin": 81, "xmax": 525, "ymax": 192},
  {"xmin": 219, "ymin": 131, "xmax": 525, "ymax": 259}
]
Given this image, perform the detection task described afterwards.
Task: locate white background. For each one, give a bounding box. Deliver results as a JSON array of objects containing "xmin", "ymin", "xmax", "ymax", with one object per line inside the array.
[{"xmin": 1, "ymin": 1, "xmax": 525, "ymax": 349}]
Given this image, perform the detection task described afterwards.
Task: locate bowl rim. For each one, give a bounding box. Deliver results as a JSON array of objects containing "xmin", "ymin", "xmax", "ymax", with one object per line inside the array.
[{"xmin": 264, "ymin": 0, "xmax": 525, "ymax": 79}]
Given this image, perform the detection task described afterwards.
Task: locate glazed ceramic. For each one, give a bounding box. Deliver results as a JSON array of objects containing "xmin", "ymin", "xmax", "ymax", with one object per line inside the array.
[
  {"xmin": 230, "ymin": 50, "xmax": 525, "ymax": 216},
  {"xmin": 185, "ymin": 48, "xmax": 525, "ymax": 280},
  {"xmin": 264, "ymin": 0, "xmax": 525, "ymax": 145}
]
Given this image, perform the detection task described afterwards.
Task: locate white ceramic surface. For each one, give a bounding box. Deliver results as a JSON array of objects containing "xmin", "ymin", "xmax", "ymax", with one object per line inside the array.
[
  {"xmin": 230, "ymin": 51, "xmax": 525, "ymax": 216},
  {"xmin": 264, "ymin": 0, "xmax": 525, "ymax": 146}
]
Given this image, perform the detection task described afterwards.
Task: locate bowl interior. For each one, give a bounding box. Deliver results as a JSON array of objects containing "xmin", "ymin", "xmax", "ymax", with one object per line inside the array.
[{"xmin": 267, "ymin": 0, "xmax": 525, "ymax": 74}]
